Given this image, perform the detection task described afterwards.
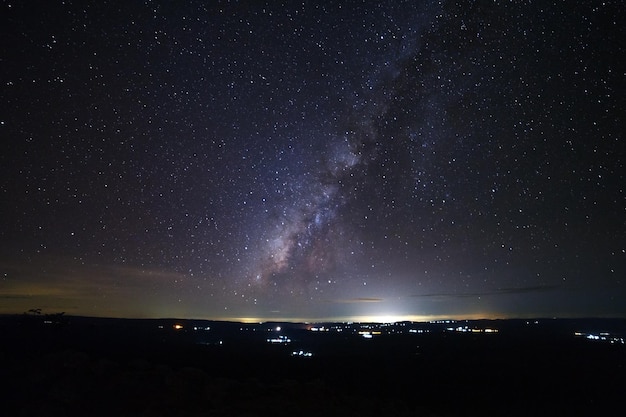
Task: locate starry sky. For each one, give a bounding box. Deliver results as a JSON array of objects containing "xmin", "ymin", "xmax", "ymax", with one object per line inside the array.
[{"xmin": 1, "ymin": 1, "xmax": 624, "ymax": 322}]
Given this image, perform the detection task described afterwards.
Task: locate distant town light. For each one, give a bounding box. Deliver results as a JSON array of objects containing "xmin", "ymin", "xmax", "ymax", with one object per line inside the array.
[
  {"xmin": 267, "ymin": 335, "xmax": 291, "ymax": 344},
  {"xmin": 291, "ymin": 350, "xmax": 313, "ymax": 357}
]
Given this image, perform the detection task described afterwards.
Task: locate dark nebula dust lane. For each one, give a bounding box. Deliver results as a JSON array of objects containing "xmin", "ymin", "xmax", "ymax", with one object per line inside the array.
[{"xmin": 0, "ymin": 1, "xmax": 624, "ymax": 321}]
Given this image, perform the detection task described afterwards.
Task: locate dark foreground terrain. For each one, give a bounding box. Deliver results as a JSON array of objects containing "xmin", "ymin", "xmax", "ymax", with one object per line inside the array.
[{"xmin": 1, "ymin": 315, "xmax": 624, "ymax": 416}]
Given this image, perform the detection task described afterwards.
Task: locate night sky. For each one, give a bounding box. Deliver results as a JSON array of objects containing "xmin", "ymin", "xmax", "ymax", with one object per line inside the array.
[{"xmin": 1, "ymin": 1, "xmax": 624, "ymax": 322}]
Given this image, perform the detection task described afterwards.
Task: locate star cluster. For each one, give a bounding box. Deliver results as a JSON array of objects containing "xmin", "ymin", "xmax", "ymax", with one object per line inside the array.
[{"xmin": 1, "ymin": 1, "xmax": 624, "ymax": 320}]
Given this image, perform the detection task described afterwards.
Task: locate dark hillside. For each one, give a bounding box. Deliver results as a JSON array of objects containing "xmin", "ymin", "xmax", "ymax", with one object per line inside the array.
[{"xmin": 1, "ymin": 316, "xmax": 624, "ymax": 416}]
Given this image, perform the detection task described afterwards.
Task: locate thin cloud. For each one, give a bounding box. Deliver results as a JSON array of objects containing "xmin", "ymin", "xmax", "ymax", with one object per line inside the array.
[
  {"xmin": 0, "ymin": 294, "xmax": 30, "ymax": 300},
  {"xmin": 0, "ymin": 257, "xmax": 187, "ymax": 290},
  {"xmin": 410, "ymin": 285, "xmax": 560, "ymax": 300},
  {"xmin": 330, "ymin": 297, "xmax": 384, "ymax": 304},
  {"xmin": 0, "ymin": 256, "xmax": 189, "ymax": 316}
]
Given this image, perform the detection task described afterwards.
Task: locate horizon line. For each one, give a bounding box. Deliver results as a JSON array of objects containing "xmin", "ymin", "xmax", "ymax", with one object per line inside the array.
[{"xmin": 6, "ymin": 312, "xmax": 626, "ymax": 324}]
